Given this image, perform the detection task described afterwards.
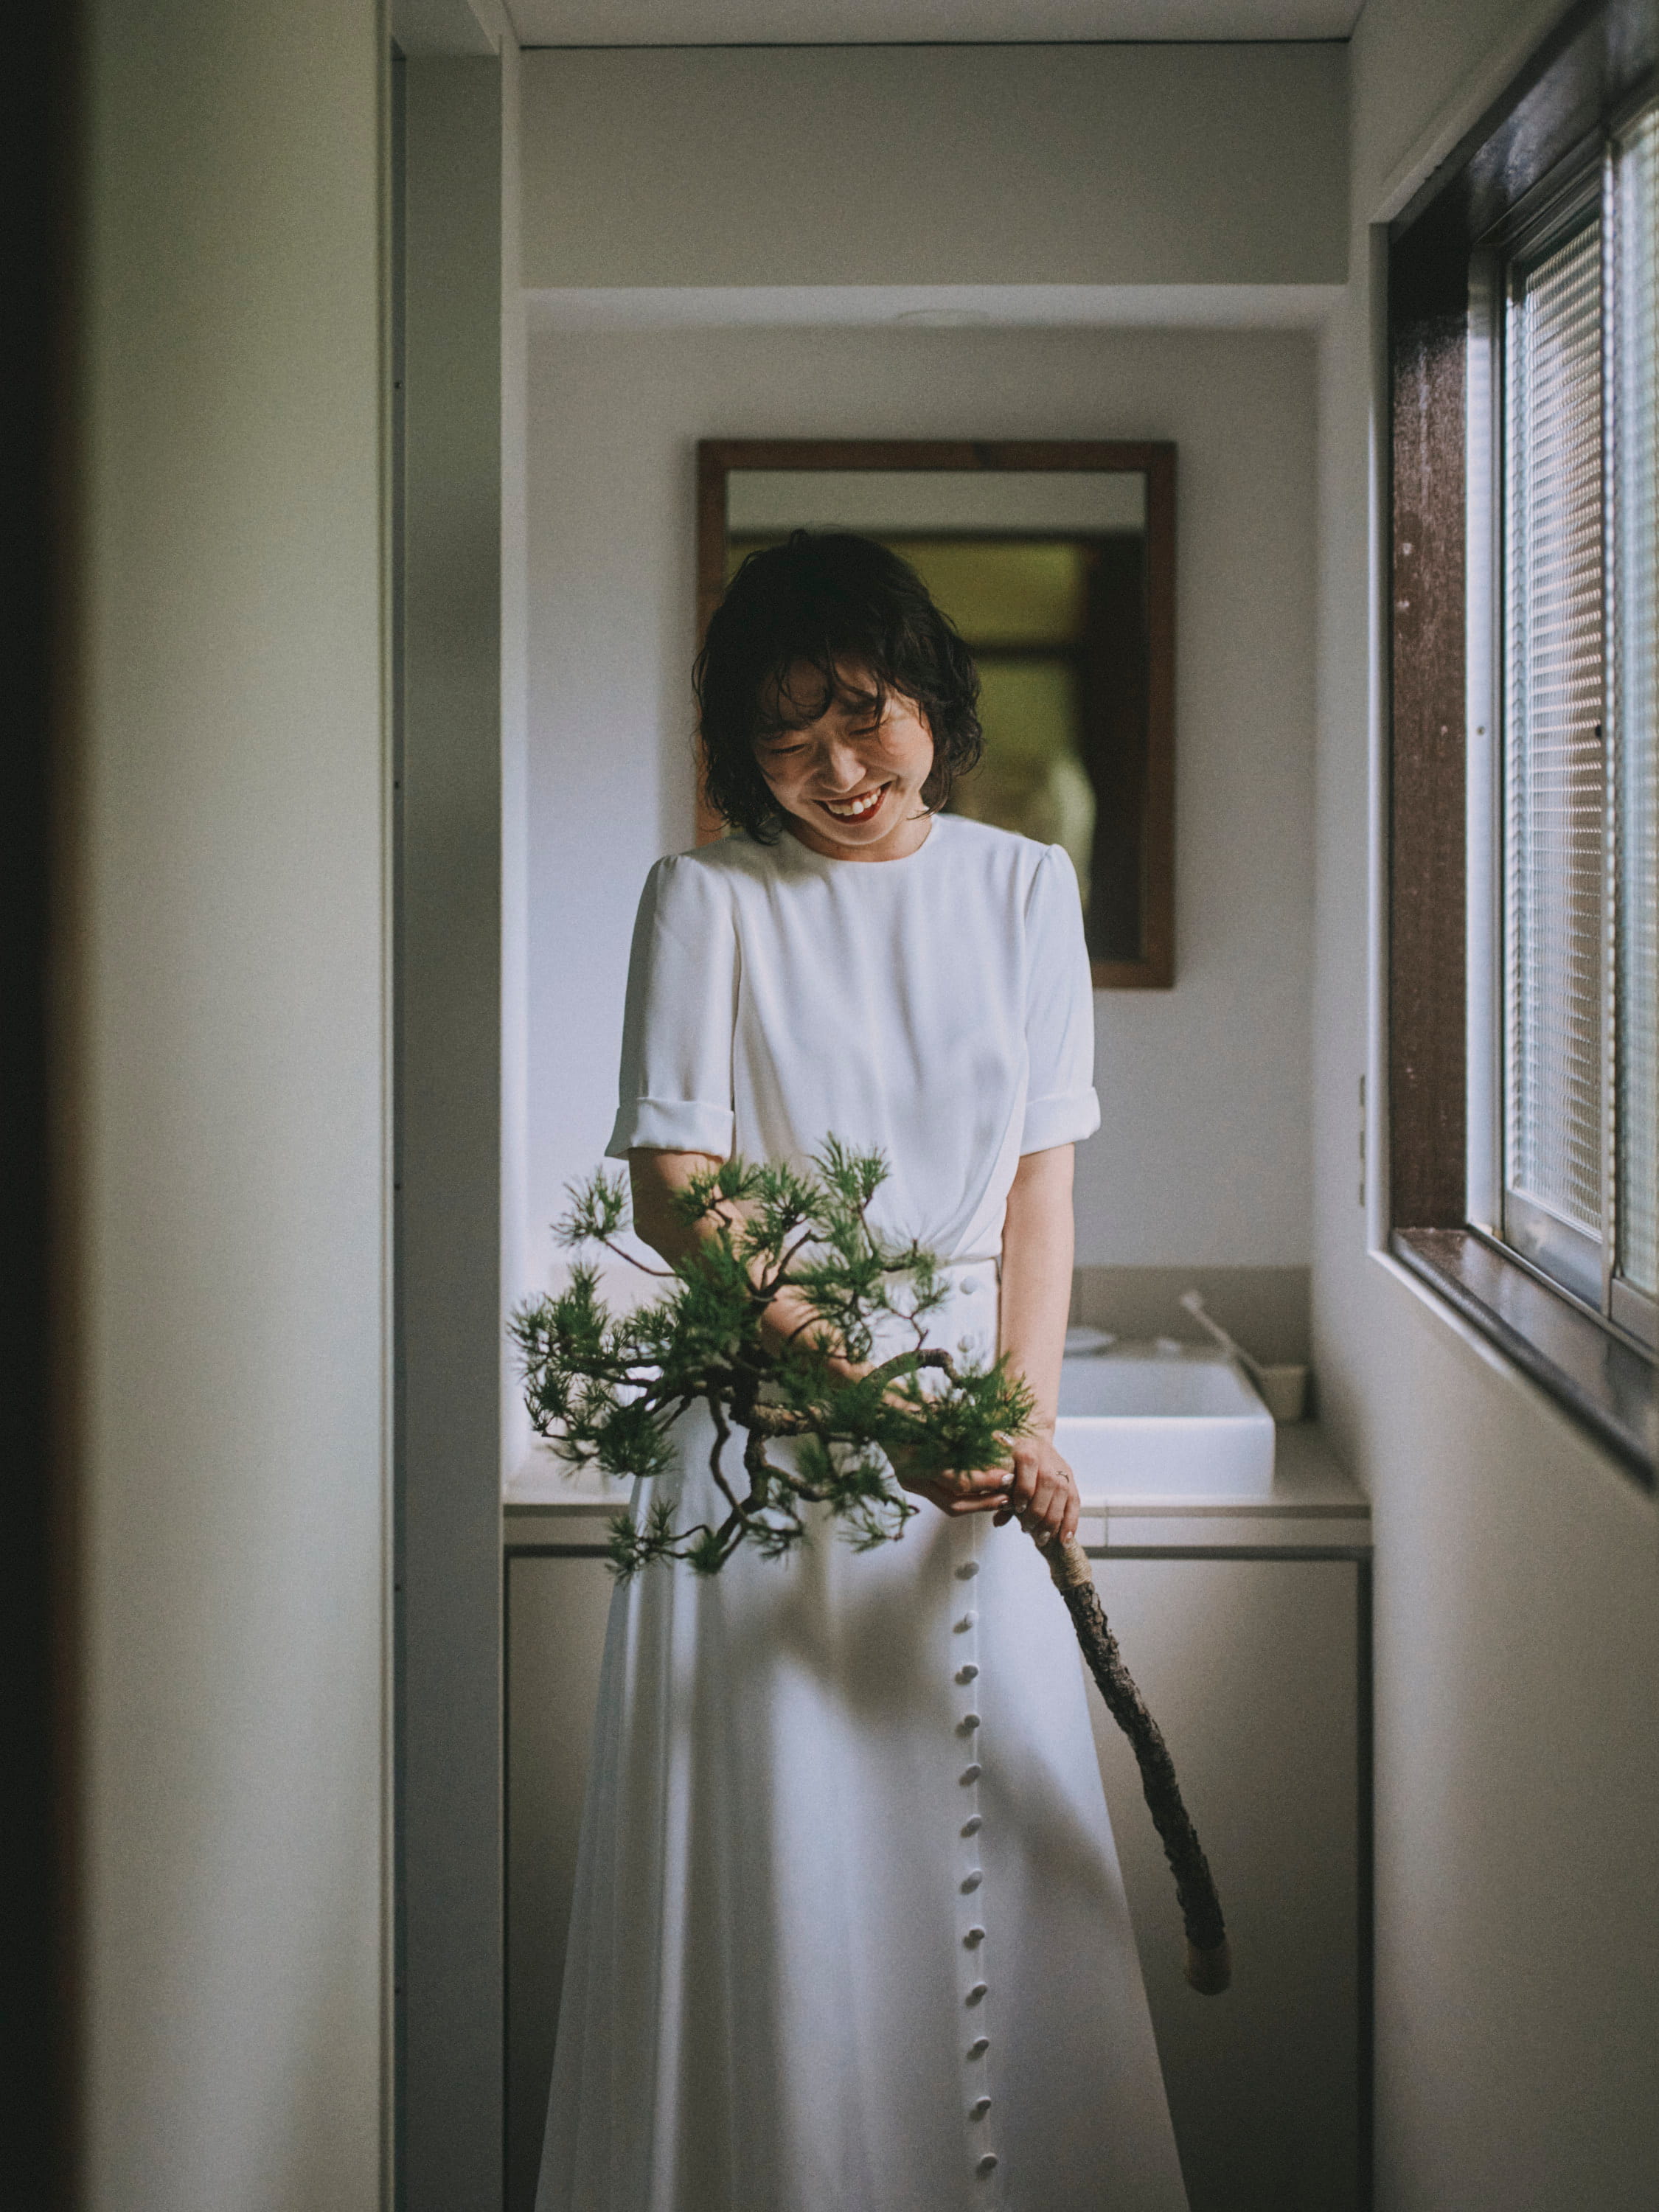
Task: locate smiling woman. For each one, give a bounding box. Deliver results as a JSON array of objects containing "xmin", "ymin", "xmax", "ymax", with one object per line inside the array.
[
  {"xmin": 695, "ymin": 527, "xmax": 987, "ymax": 860},
  {"xmin": 753, "ymin": 671, "xmax": 939, "ymax": 859},
  {"xmin": 532, "ymin": 526, "xmax": 1188, "ymax": 2212}
]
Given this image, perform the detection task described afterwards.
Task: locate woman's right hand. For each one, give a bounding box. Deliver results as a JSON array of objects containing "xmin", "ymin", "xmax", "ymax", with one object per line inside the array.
[{"xmin": 892, "ymin": 1451, "xmax": 1013, "ymax": 1518}]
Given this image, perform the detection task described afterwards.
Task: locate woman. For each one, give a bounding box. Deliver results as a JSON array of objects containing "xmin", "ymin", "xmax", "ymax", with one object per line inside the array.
[{"xmin": 538, "ymin": 533, "xmax": 1187, "ymax": 2211}]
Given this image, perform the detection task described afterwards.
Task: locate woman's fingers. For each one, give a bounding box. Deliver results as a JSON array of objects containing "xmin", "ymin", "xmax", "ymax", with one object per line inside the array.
[
  {"xmin": 984, "ymin": 1439, "xmax": 1080, "ymax": 1542},
  {"xmin": 945, "ymin": 1467, "xmax": 1012, "ymax": 1515},
  {"xmin": 1021, "ymin": 1472, "xmax": 1058, "ymax": 1538},
  {"xmin": 1038, "ymin": 1461, "xmax": 1079, "ymax": 1543},
  {"xmin": 926, "ymin": 1481, "xmax": 1009, "ymax": 1516},
  {"xmin": 1059, "ymin": 1475, "xmax": 1079, "ymax": 1543},
  {"xmin": 909, "ymin": 1438, "xmax": 1079, "ymax": 1537},
  {"xmin": 896, "ymin": 1461, "xmax": 1011, "ymax": 1517},
  {"xmin": 1007, "ymin": 1447, "xmax": 1038, "ymax": 1512},
  {"xmin": 990, "ymin": 1439, "xmax": 1040, "ymax": 1521},
  {"xmin": 894, "ymin": 1455, "xmax": 998, "ymax": 1507}
]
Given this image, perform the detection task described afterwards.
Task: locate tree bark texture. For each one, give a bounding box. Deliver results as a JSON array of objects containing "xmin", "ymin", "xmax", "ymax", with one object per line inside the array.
[{"xmin": 1044, "ymin": 1534, "xmax": 1232, "ymax": 1995}]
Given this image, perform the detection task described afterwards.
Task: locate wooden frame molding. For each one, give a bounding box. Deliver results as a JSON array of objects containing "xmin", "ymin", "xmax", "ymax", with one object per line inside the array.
[
  {"xmin": 1388, "ymin": 245, "xmax": 1468, "ymax": 1229},
  {"xmin": 695, "ymin": 438, "xmax": 1177, "ymax": 991},
  {"xmin": 1394, "ymin": 1232, "xmax": 1655, "ymax": 1476}
]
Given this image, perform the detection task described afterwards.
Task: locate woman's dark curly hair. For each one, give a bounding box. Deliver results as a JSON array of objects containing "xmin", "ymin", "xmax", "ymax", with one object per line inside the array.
[{"xmin": 694, "ymin": 529, "xmax": 983, "ymax": 841}]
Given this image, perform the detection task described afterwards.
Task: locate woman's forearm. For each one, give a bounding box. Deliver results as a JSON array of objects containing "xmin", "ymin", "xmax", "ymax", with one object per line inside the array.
[
  {"xmin": 627, "ymin": 1147, "xmax": 726, "ymax": 1267},
  {"xmin": 998, "ymin": 1144, "xmax": 1075, "ymax": 1432},
  {"xmin": 627, "ymin": 1148, "xmax": 838, "ymax": 1360}
]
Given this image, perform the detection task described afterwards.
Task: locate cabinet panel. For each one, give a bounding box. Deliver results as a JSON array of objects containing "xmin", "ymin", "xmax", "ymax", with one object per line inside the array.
[
  {"xmin": 504, "ymin": 1551, "xmax": 1364, "ymax": 2212},
  {"xmin": 504, "ymin": 1555, "xmax": 613, "ymax": 2212},
  {"xmin": 1090, "ymin": 1557, "xmax": 1362, "ymax": 2212}
]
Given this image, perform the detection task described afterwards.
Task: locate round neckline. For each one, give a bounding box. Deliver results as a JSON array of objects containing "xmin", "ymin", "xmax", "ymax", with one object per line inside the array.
[{"xmin": 778, "ymin": 811, "xmax": 942, "ymax": 871}]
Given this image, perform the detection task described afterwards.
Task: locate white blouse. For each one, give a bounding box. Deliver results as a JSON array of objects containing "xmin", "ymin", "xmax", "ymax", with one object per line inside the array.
[{"xmin": 607, "ymin": 812, "xmax": 1099, "ymax": 1262}]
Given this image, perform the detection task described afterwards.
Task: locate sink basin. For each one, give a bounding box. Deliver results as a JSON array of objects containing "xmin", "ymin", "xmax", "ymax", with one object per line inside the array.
[{"xmin": 1055, "ymin": 1343, "xmax": 1276, "ymax": 1501}]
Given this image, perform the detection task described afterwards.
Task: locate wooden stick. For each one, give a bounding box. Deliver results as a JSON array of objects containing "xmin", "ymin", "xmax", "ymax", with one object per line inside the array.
[{"xmin": 1041, "ymin": 1534, "xmax": 1231, "ymax": 1996}]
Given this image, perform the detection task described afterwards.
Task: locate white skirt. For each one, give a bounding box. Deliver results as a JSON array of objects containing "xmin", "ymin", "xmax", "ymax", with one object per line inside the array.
[{"xmin": 536, "ymin": 1278, "xmax": 1189, "ymax": 2212}]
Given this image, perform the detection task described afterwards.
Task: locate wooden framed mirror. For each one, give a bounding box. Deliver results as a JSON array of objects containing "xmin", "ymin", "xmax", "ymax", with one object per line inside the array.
[{"xmin": 696, "ymin": 439, "xmax": 1175, "ymax": 990}]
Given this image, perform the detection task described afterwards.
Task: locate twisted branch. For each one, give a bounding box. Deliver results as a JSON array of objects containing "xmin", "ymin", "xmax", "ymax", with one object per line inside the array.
[{"xmin": 1043, "ymin": 1536, "xmax": 1231, "ymax": 1994}]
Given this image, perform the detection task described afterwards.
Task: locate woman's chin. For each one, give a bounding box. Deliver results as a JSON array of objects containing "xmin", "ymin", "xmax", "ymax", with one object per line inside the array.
[{"xmin": 820, "ymin": 818, "xmax": 888, "ymax": 851}]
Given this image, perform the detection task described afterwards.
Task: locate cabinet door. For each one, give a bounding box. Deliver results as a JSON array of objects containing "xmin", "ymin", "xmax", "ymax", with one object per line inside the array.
[
  {"xmin": 504, "ymin": 1554, "xmax": 614, "ymax": 2212},
  {"xmin": 1089, "ymin": 1557, "xmax": 1363, "ymax": 2212}
]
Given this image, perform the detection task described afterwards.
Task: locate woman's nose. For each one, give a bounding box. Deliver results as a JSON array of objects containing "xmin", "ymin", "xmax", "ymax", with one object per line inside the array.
[{"xmin": 815, "ymin": 738, "xmax": 864, "ymax": 790}]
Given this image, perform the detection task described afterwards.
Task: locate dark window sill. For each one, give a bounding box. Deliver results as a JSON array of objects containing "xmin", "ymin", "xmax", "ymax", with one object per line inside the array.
[{"xmin": 1391, "ymin": 1229, "xmax": 1655, "ymax": 1488}]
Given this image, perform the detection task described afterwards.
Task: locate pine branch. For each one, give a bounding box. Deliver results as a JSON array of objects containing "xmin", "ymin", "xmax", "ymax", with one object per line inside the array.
[{"xmin": 512, "ymin": 1140, "xmax": 1230, "ymax": 1992}]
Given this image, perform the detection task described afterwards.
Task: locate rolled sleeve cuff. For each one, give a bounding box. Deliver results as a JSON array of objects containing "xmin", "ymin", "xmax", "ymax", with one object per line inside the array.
[
  {"xmin": 605, "ymin": 1096, "xmax": 736, "ymax": 1161},
  {"xmin": 1019, "ymin": 1087, "xmax": 1101, "ymax": 1155}
]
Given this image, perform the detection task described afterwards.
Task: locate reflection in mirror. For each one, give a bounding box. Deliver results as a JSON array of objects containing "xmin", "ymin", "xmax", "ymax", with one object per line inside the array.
[{"xmin": 701, "ymin": 444, "xmax": 1175, "ymax": 987}]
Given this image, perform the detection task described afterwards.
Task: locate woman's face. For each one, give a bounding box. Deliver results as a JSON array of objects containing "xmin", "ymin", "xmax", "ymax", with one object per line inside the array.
[{"xmin": 754, "ymin": 663, "xmax": 936, "ymax": 861}]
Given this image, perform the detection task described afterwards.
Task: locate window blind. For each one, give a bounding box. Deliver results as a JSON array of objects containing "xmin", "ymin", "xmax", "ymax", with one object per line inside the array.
[
  {"xmin": 1614, "ymin": 105, "xmax": 1658, "ymax": 1300},
  {"xmin": 1505, "ymin": 214, "xmax": 1607, "ymax": 1242}
]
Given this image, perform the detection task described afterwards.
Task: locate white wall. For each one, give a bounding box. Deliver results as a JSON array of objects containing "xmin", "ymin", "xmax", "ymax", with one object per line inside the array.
[
  {"xmin": 519, "ymin": 44, "xmax": 1348, "ymax": 289},
  {"xmin": 1312, "ymin": 3, "xmax": 1659, "ymax": 2206},
  {"xmin": 74, "ymin": 4, "xmax": 388, "ymax": 2205},
  {"xmin": 522, "ymin": 322, "xmax": 1317, "ymax": 1313}
]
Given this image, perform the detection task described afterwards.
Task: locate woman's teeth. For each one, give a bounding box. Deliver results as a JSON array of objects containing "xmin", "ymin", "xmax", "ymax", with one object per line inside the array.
[{"xmin": 824, "ymin": 787, "xmax": 886, "ymax": 822}]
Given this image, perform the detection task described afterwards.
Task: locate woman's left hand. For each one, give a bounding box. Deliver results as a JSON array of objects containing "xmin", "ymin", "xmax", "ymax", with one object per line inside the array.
[{"xmin": 992, "ymin": 1426, "xmax": 1081, "ymax": 1545}]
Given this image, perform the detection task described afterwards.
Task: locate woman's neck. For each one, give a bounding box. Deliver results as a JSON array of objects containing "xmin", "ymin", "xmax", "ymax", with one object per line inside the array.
[{"xmin": 780, "ymin": 807, "xmax": 936, "ymax": 863}]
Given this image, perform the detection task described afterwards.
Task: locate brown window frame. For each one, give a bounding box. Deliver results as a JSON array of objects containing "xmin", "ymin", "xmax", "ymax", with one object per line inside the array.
[{"xmin": 1387, "ymin": 0, "xmax": 1657, "ymax": 1484}]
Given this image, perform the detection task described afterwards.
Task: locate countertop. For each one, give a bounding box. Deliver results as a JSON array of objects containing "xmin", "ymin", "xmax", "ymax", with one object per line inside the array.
[{"xmin": 503, "ymin": 1422, "xmax": 1370, "ymax": 1557}]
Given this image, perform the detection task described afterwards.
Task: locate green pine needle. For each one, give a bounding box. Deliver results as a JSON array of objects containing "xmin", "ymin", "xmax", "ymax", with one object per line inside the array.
[{"xmin": 514, "ymin": 1141, "xmax": 1030, "ymax": 1579}]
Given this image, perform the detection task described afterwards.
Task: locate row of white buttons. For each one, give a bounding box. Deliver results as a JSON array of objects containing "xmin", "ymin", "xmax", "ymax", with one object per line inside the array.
[{"xmin": 955, "ymin": 1551, "xmax": 999, "ymax": 2190}]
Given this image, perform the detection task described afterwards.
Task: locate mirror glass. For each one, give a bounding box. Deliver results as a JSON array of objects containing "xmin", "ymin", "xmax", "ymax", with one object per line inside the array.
[{"xmin": 701, "ymin": 445, "xmax": 1174, "ymax": 987}]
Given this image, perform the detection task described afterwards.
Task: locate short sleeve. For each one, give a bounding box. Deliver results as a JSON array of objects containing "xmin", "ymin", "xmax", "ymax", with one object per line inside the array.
[
  {"xmin": 605, "ymin": 855, "xmax": 739, "ymax": 1160},
  {"xmin": 1020, "ymin": 844, "xmax": 1101, "ymax": 1154}
]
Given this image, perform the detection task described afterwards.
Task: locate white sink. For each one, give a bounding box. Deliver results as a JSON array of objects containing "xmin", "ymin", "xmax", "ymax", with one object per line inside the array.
[{"xmin": 1055, "ymin": 1343, "xmax": 1276, "ymax": 1501}]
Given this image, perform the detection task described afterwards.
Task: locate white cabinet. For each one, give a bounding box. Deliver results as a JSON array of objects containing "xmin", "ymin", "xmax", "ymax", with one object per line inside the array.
[
  {"xmin": 1088, "ymin": 1553, "xmax": 1364, "ymax": 2211},
  {"xmin": 504, "ymin": 1433, "xmax": 1369, "ymax": 2212},
  {"xmin": 504, "ymin": 1551, "xmax": 613, "ymax": 2212}
]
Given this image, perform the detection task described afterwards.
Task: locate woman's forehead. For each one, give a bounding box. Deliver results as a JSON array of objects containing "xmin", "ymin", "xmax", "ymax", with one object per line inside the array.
[{"xmin": 764, "ymin": 658, "xmax": 883, "ymax": 728}]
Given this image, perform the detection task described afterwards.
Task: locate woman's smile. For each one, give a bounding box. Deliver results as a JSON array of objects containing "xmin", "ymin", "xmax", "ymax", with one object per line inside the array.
[{"xmin": 819, "ymin": 782, "xmax": 890, "ymax": 824}]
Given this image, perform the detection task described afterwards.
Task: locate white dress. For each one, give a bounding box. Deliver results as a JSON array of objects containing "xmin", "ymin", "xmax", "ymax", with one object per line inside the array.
[{"xmin": 537, "ymin": 814, "xmax": 1188, "ymax": 2212}]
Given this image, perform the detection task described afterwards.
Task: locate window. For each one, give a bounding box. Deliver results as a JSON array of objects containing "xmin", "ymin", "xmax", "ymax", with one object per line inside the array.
[
  {"xmin": 1388, "ymin": 0, "xmax": 1657, "ymax": 1480},
  {"xmin": 1474, "ymin": 105, "xmax": 1658, "ymax": 1345}
]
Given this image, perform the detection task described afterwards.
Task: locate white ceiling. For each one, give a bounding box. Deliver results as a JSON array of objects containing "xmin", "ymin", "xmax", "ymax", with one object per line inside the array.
[{"xmin": 505, "ymin": 1, "xmax": 1364, "ymax": 46}]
